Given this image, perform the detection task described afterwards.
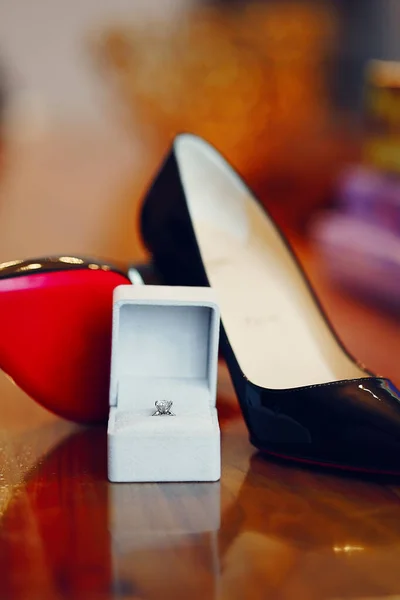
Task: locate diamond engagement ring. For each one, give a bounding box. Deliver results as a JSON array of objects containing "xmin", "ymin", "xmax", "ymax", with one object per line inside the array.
[{"xmin": 152, "ymin": 400, "xmax": 175, "ymax": 416}]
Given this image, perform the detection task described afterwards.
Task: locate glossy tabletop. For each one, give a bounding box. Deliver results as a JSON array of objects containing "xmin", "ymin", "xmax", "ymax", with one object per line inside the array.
[{"xmin": 0, "ymin": 129, "xmax": 400, "ymax": 600}]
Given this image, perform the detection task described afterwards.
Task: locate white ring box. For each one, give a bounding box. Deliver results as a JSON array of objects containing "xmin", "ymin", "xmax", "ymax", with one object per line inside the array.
[{"xmin": 107, "ymin": 285, "xmax": 221, "ymax": 482}]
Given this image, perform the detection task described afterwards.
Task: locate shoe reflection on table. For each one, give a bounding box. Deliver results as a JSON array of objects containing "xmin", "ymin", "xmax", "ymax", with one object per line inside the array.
[
  {"xmin": 0, "ymin": 427, "xmax": 112, "ymax": 598},
  {"xmin": 0, "ymin": 427, "xmax": 221, "ymax": 599},
  {"xmin": 218, "ymin": 449, "xmax": 400, "ymax": 600}
]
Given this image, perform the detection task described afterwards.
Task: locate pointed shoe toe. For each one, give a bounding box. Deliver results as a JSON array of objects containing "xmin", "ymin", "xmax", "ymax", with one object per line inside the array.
[{"xmin": 245, "ymin": 377, "xmax": 400, "ymax": 474}]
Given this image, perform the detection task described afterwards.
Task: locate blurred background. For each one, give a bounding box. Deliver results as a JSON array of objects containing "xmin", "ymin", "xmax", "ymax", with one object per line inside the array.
[{"xmin": 0, "ymin": 0, "xmax": 399, "ymax": 328}]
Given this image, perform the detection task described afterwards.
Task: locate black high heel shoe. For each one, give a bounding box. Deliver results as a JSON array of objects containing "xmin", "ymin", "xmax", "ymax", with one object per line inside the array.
[{"xmin": 140, "ymin": 134, "xmax": 400, "ymax": 475}]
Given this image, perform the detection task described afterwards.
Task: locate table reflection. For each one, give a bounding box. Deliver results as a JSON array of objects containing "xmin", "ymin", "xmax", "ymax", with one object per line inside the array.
[{"xmin": 1, "ymin": 423, "xmax": 400, "ymax": 599}]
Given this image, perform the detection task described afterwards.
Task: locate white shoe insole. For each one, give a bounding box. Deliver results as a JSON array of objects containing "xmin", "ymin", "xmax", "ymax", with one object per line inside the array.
[{"xmin": 174, "ymin": 135, "xmax": 366, "ymax": 390}]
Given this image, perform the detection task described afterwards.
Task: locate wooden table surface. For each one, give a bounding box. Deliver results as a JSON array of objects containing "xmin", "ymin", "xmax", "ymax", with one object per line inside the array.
[{"xmin": 0, "ymin": 128, "xmax": 400, "ymax": 600}]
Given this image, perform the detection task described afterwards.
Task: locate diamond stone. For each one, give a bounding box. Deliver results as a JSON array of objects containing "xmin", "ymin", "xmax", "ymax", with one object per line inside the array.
[{"xmin": 155, "ymin": 400, "xmax": 173, "ymax": 415}]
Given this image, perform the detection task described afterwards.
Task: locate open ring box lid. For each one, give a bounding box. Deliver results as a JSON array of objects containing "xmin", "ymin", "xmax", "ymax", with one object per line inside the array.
[{"xmin": 107, "ymin": 285, "xmax": 221, "ymax": 483}]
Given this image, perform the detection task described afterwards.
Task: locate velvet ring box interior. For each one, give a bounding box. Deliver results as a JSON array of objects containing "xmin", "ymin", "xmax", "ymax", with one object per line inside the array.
[{"xmin": 108, "ymin": 285, "xmax": 221, "ymax": 482}]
